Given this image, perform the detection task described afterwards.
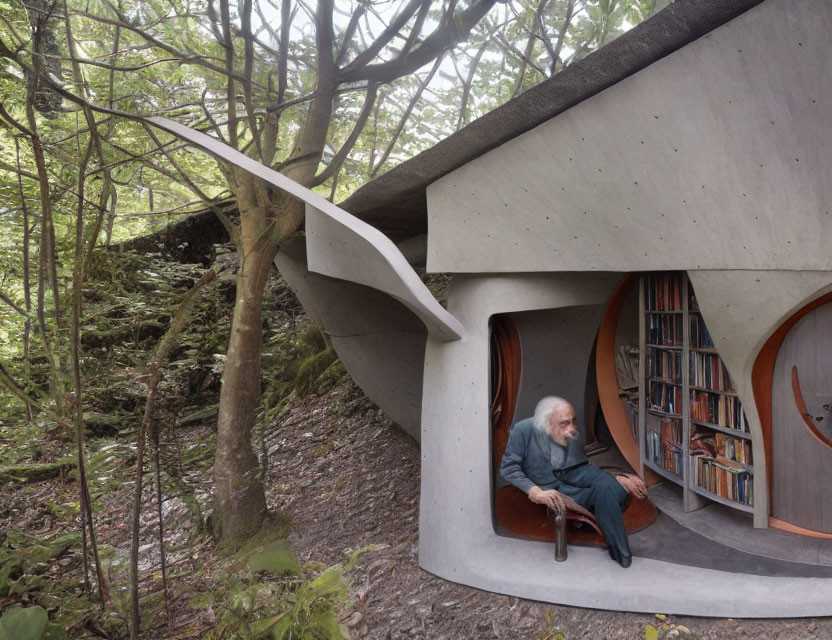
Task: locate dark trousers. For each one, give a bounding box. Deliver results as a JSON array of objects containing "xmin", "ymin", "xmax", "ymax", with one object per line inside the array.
[{"xmin": 554, "ymin": 464, "xmax": 631, "ymax": 562}]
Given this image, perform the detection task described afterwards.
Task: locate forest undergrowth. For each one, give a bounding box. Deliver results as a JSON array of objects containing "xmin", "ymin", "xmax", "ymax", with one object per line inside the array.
[{"xmin": 0, "ymin": 240, "xmax": 380, "ymax": 639}]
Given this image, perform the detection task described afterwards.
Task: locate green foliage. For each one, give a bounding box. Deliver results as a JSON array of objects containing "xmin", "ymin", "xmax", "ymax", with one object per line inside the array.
[
  {"xmin": 0, "ymin": 531, "xmax": 80, "ymax": 598},
  {"xmin": 645, "ymin": 615, "xmax": 697, "ymax": 640},
  {"xmin": 0, "ymin": 606, "xmax": 48, "ymax": 640},
  {"xmin": 0, "ymin": 606, "xmax": 66, "ymax": 640},
  {"xmin": 262, "ymin": 323, "xmax": 344, "ymax": 419},
  {"xmin": 534, "ymin": 610, "xmax": 566, "ymax": 640},
  {"xmin": 194, "ymin": 540, "xmax": 372, "ymax": 640},
  {"xmin": 248, "ymin": 541, "xmax": 302, "ymax": 576}
]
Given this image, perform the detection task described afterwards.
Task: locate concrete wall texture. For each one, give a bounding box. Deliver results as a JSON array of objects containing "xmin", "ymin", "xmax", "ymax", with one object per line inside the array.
[
  {"xmin": 276, "ymin": 239, "xmax": 428, "ymax": 439},
  {"xmin": 417, "ymin": 272, "xmax": 832, "ymax": 615},
  {"xmin": 426, "ymin": 0, "xmax": 832, "ymax": 273}
]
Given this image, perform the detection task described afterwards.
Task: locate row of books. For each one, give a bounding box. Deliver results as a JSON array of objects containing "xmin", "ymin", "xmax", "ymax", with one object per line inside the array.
[
  {"xmin": 660, "ymin": 417, "xmax": 682, "ymax": 445},
  {"xmin": 647, "ymin": 349, "xmax": 682, "ymax": 382},
  {"xmin": 689, "ymin": 314, "xmax": 715, "ymax": 349},
  {"xmin": 649, "ymin": 382, "xmax": 683, "ymax": 414},
  {"xmin": 691, "ymin": 430, "xmax": 752, "ymax": 465},
  {"xmin": 689, "ymin": 352, "xmax": 734, "ymax": 391},
  {"xmin": 645, "ymin": 273, "xmax": 683, "ymax": 311},
  {"xmin": 690, "ymin": 454, "xmax": 753, "ymax": 506},
  {"xmin": 646, "ymin": 429, "xmax": 683, "ymax": 476},
  {"xmin": 647, "ymin": 314, "xmax": 683, "ymax": 346},
  {"xmin": 690, "ymin": 391, "xmax": 749, "ymax": 431}
]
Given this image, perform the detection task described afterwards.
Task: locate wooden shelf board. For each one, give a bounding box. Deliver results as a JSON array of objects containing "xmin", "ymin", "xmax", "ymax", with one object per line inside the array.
[
  {"xmin": 690, "ymin": 385, "xmax": 738, "ymax": 397},
  {"xmin": 647, "ymin": 408, "xmax": 682, "ymax": 418},
  {"xmin": 648, "ymin": 377, "xmax": 682, "ymax": 385},
  {"xmin": 644, "ymin": 459, "xmax": 684, "ymax": 485},
  {"xmin": 690, "ymin": 420, "xmax": 752, "ymax": 439},
  {"xmin": 647, "ymin": 344, "xmax": 683, "ymax": 350},
  {"xmin": 689, "ymin": 484, "xmax": 754, "ymax": 513},
  {"xmin": 690, "ymin": 453, "xmax": 752, "ymax": 472},
  {"xmin": 690, "ymin": 347, "xmax": 717, "ymax": 353},
  {"xmin": 645, "ymin": 310, "xmax": 683, "ymax": 314}
]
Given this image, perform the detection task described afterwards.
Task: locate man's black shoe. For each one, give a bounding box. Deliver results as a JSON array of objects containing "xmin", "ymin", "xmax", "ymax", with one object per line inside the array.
[{"xmin": 618, "ymin": 554, "xmax": 632, "ymax": 568}]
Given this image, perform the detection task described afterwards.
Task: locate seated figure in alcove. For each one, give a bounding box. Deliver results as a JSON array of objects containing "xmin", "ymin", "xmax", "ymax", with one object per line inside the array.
[{"xmin": 500, "ymin": 396, "xmax": 647, "ymax": 568}]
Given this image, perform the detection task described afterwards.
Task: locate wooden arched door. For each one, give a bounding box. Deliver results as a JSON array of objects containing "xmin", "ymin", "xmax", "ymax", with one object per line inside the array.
[{"xmin": 771, "ymin": 300, "xmax": 832, "ymax": 532}]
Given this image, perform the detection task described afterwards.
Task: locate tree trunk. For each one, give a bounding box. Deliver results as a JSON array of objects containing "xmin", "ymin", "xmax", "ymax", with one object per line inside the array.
[{"xmin": 213, "ymin": 224, "xmax": 275, "ymax": 541}]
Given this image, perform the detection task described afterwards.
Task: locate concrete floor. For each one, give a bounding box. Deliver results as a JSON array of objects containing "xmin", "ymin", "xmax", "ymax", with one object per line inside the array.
[{"xmin": 645, "ymin": 482, "xmax": 832, "ymax": 570}]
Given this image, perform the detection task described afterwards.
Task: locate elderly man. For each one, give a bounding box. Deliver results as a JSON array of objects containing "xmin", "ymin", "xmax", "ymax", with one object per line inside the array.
[{"xmin": 500, "ymin": 396, "xmax": 646, "ymax": 567}]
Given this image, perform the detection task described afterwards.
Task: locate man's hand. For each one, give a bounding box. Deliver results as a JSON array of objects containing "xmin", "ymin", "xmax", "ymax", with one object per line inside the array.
[
  {"xmin": 528, "ymin": 486, "xmax": 566, "ymax": 513},
  {"xmin": 616, "ymin": 474, "xmax": 648, "ymax": 500}
]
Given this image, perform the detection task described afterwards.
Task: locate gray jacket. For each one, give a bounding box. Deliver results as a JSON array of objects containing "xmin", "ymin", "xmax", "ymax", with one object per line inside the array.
[{"xmin": 499, "ymin": 417, "xmax": 587, "ymax": 494}]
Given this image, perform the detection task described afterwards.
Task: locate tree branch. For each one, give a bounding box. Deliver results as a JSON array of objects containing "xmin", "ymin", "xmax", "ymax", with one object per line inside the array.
[
  {"xmin": 339, "ymin": 0, "xmax": 426, "ymax": 74},
  {"xmin": 310, "ymin": 81, "xmax": 378, "ymax": 188},
  {"xmin": 338, "ymin": 0, "xmax": 498, "ymax": 84}
]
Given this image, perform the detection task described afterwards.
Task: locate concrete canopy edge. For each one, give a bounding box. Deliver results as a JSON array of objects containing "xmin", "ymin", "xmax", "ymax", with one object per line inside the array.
[
  {"xmin": 145, "ymin": 117, "xmax": 462, "ymax": 342},
  {"xmin": 305, "ymin": 203, "xmax": 463, "ymax": 342}
]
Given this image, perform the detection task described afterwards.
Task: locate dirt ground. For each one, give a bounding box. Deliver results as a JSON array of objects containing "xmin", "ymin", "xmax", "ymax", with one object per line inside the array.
[
  {"xmin": 266, "ymin": 383, "xmax": 832, "ymax": 640},
  {"xmin": 4, "ymin": 378, "xmax": 832, "ymax": 639}
]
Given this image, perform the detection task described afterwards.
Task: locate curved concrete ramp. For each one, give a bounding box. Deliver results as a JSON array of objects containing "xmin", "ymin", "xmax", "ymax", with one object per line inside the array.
[{"xmin": 145, "ymin": 116, "xmax": 463, "ymax": 343}]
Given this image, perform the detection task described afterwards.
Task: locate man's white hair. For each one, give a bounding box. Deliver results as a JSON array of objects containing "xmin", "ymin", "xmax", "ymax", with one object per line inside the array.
[{"xmin": 533, "ymin": 396, "xmax": 572, "ymax": 433}]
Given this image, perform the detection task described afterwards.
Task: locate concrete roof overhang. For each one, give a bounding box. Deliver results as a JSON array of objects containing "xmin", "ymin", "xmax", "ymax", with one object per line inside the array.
[{"xmin": 341, "ymin": 0, "xmax": 765, "ymax": 240}]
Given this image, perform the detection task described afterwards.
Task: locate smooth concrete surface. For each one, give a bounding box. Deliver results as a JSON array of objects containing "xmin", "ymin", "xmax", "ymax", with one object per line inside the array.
[
  {"xmin": 687, "ymin": 270, "xmax": 832, "ymax": 526},
  {"xmin": 510, "ymin": 306, "xmax": 606, "ymax": 432},
  {"xmin": 650, "ymin": 482, "xmax": 832, "ymax": 567},
  {"xmin": 146, "ymin": 117, "xmax": 462, "ymax": 343},
  {"xmin": 305, "ymin": 203, "xmax": 463, "ymax": 341},
  {"xmin": 426, "ymin": 0, "xmax": 832, "ymax": 273},
  {"xmin": 276, "ymin": 239, "xmax": 427, "ymax": 440},
  {"xmin": 421, "ymin": 511, "xmax": 832, "ymax": 617}
]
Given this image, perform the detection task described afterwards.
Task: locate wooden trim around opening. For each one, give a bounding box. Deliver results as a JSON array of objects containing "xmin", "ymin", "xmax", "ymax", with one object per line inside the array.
[
  {"xmin": 596, "ymin": 275, "xmax": 658, "ymax": 483},
  {"xmin": 491, "ymin": 315, "xmax": 522, "ymax": 473},
  {"xmin": 769, "ymin": 516, "xmax": 832, "ymax": 540}
]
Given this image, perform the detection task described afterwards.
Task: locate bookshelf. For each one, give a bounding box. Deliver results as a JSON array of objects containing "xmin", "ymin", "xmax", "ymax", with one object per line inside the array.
[{"xmin": 638, "ymin": 272, "xmax": 754, "ymax": 514}]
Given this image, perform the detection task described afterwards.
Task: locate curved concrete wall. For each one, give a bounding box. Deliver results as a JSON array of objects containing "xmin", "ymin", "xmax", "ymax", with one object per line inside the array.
[
  {"xmin": 305, "ymin": 203, "xmax": 463, "ymax": 341},
  {"xmin": 510, "ymin": 306, "xmax": 606, "ymax": 431},
  {"xmin": 687, "ymin": 270, "xmax": 832, "ymax": 526},
  {"xmin": 426, "ymin": 0, "xmax": 832, "ymax": 273},
  {"xmin": 276, "ymin": 239, "xmax": 427, "ymax": 440},
  {"xmin": 419, "ymin": 270, "xmax": 832, "ymax": 615}
]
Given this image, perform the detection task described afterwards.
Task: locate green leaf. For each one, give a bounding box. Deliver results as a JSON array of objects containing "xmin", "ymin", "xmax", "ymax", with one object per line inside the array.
[
  {"xmin": 308, "ymin": 608, "xmax": 346, "ymax": 640},
  {"xmin": 249, "ymin": 613, "xmax": 289, "ymax": 639},
  {"xmin": 248, "ymin": 541, "xmax": 301, "ymax": 576},
  {"xmin": 272, "ymin": 615, "xmax": 294, "ymax": 640},
  {"xmin": 0, "ymin": 606, "xmax": 48, "ymax": 640}
]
